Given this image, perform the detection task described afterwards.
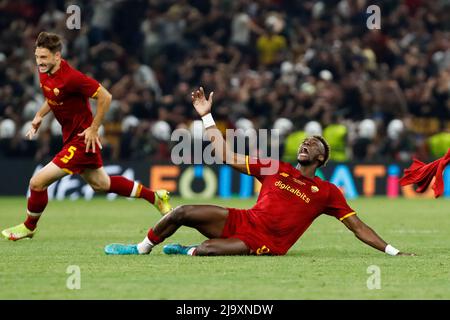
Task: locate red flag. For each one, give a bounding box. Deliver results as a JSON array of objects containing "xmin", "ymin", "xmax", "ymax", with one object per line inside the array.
[{"xmin": 399, "ymin": 148, "xmax": 450, "ymax": 198}]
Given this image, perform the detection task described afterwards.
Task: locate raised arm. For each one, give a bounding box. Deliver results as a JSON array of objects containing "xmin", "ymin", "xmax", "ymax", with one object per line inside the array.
[
  {"xmin": 26, "ymin": 100, "xmax": 51, "ymax": 139},
  {"xmin": 342, "ymin": 215, "xmax": 416, "ymax": 256},
  {"xmin": 191, "ymin": 87, "xmax": 248, "ymax": 174}
]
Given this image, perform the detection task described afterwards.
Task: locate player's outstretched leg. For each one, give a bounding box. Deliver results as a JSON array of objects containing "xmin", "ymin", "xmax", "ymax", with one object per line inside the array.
[
  {"xmin": 81, "ymin": 167, "xmax": 172, "ymax": 215},
  {"xmin": 163, "ymin": 243, "xmax": 199, "ymax": 255},
  {"xmin": 163, "ymin": 238, "xmax": 250, "ymax": 256},
  {"xmin": 2, "ymin": 162, "xmax": 66, "ymax": 241},
  {"xmin": 105, "ymin": 228, "xmax": 162, "ymax": 255},
  {"xmin": 104, "ymin": 205, "xmax": 230, "ymax": 255}
]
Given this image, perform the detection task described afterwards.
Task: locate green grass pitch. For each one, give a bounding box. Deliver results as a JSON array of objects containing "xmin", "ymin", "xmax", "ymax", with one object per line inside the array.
[{"xmin": 1, "ymin": 196, "xmax": 450, "ymax": 299}]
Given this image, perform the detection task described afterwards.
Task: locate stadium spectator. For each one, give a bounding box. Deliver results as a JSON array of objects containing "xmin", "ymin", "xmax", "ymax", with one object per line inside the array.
[
  {"xmin": 428, "ymin": 130, "xmax": 450, "ymax": 159},
  {"xmin": 323, "ymin": 122, "xmax": 349, "ymax": 162},
  {"xmin": 352, "ymin": 119, "xmax": 379, "ymax": 161},
  {"xmin": 380, "ymin": 119, "xmax": 416, "ymax": 162}
]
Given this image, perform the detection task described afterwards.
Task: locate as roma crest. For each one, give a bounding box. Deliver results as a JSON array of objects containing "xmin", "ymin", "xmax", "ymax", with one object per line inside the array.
[
  {"xmin": 311, "ymin": 186, "xmax": 319, "ymax": 193},
  {"xmin": 53, "ymin": 88, "xmax": 60, "ymax": 96}
]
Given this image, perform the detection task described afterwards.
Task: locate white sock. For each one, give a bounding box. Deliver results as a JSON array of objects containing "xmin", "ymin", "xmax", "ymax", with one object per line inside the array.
[
  {"xmin": 137, "ymin": 236, "xmax": 154, "ymax": 254},
  {"xmin": 187, "ymin": 247, "xmax": 197, "ymax": 256}
]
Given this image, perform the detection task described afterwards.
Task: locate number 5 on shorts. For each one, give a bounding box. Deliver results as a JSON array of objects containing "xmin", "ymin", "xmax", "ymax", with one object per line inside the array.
[{"xmin": 61, "ymin": 146, "xmax": 77, "ymax": 164}]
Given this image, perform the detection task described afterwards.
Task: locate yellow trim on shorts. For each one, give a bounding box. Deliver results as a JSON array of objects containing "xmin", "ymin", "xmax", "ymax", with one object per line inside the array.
[
  {"xmin": 339, "ymin": 212, "xmax": 356, "ymax": 221},
  {"xmin": 245, "ymin": 155, "xmax": 251, "ymax": 175},
  {"xmin": 62, "ymin": 168, "xmax": 74, "ymax": 175},
  {"xmin": 136, "ymin": 184, "xmax": 143, "ymax": 198}
]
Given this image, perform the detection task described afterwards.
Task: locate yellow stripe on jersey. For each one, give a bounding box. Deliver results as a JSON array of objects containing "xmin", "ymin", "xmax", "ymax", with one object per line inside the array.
[
  {"xmin": 91, "ymin": 86, "xmax": 101, "ymax": 98},
  {"xmin": 339, "ymin": 212, "xmax": 356, "ymax": 221},
  {"xmin": 245, "ymin": 155, "xmax": 251, "ymax": 175}
]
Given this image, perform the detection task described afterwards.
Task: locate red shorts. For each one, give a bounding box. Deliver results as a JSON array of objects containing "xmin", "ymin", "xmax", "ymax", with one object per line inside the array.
[
  {"xmin": 221, "ymin": 208, "xmax": 280, "ymax": 256},
  {"xmin": 52, "ymin": 137, "xmax": 103, "ymax": 175}
]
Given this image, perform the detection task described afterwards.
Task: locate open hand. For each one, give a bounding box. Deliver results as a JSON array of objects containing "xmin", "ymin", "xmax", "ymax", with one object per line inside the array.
[
  {"xmin": 78, "ymin": 126, "xmax": 102, "ymax": 153},
  {"xmin": 26, "ymin": 115, "xmax": 43, "ymax": 139},
  {"xmin": 191, "ymin": 87, "xmax": 214, "ymax": 117}
]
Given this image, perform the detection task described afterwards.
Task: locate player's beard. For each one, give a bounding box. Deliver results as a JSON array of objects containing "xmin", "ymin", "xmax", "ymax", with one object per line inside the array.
[
  {"xmin": 297, "ymin": 158, "xmax": 313, "ymax": 166},
  {"xmin": 39, "ymin": 62, "xmax": 56, "ymax": 74}
]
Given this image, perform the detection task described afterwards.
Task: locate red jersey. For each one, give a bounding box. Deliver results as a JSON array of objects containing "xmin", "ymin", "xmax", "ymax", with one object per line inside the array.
[
  {"xmin": 231, "ymin": 156, "xmax": 355, "ymax": 255},
  {"xmin": 39, "ymin": 59, "xmax": 101, "ymax": 145}
]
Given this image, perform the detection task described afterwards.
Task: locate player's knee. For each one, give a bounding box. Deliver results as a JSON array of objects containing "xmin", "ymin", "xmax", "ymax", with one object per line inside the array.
[
  {"xmin": 89, "ymin": 180, "xmax": 109, "ymax": 193},
  {"xmin": 29, "ymin": 176, "xmax": 46, "ymax": 191},
  {"xmin": 169, "ymin": 205, "xmax": 195, "ymax": 224},
  {"xmin": 196, "ymin": 240, "xmax": 220, "ymax": 256}
]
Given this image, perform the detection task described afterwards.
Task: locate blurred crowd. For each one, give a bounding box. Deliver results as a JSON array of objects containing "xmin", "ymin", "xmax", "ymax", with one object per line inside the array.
[{"xmin": 0, "ymin": 0, "xmax": 449, "ymax": 164}]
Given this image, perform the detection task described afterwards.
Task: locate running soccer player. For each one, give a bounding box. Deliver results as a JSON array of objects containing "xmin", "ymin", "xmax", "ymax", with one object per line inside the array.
[
  {"xmin": 104, "ymin": 87, "xmax": 415, "ymax": 257},
  {"xmin": 1, "ymin": 32, "xmax": 171, "ymax": 241}
]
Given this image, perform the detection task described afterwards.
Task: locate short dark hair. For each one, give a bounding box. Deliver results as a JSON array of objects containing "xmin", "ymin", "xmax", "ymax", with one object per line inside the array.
[
  {"xmin": 35, "ymin": 32, "xmax": 62, "ymax": 53},
  {"xmin": 312, "ymin": 135, "xmax": 330, "ymax": 167}
]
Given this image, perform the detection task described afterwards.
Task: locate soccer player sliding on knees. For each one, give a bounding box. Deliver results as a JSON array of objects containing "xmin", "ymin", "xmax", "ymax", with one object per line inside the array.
[
  {"xmin": 105, "ymin": 87, "xmax": 415, "ymax": 257},
  {"xmin": 2, "ymin": 32, "xmax": 171, "ymax": 241}
]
